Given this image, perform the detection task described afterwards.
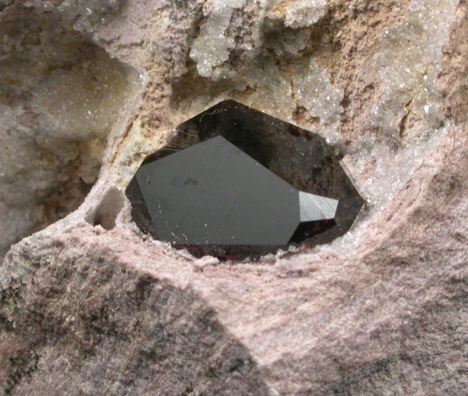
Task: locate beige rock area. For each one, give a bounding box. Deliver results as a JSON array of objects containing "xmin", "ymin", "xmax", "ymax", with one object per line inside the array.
[{"xmin": 1, "ymin": 0, "xmax": 467, "ymax": 394}]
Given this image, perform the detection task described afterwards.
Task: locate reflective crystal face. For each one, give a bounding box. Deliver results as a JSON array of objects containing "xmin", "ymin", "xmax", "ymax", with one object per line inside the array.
[{"xmin": 126, "ymin": 100, "xmax": 364, "ymax": 259}]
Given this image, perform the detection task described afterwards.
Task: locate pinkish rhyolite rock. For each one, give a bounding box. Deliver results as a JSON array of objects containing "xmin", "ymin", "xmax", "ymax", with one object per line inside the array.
[{"xmin": 1, "ymin": 0, "xmax": 468, "ymax": 395}]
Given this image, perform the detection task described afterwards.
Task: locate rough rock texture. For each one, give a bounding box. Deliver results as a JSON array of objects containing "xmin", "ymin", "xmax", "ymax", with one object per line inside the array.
[
  {"xmin": 1, "ymin": 0, "xmax": 468, "ymax": 395},
  {"xmin": 0, "ymin": 2, "xmax": 143, "ymax": 257}
]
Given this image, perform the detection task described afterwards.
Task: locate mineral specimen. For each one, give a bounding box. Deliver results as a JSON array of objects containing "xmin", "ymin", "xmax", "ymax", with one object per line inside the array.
[
  {"xmin": 1, "ymin": 0, "xmax": 467, "ymax": 394},
  {"xmin": 126, "ymin": 100, "xmax": 364, "ymax": 258}
]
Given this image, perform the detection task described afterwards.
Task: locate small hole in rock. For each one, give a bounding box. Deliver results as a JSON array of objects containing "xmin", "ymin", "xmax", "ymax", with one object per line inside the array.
[{"xmin": 92, "ymin": 188, "xmax": 124, "ymax": 230}]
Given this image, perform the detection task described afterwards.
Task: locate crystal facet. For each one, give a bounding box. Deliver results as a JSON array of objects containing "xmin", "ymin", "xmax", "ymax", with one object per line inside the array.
[
  {"xmin": 126, "ymin": 100, "xmax": 364, "ymax": 259},
  {"xmin": 135, "ymin": 135, "xmax": 300, "ymax": 246}
]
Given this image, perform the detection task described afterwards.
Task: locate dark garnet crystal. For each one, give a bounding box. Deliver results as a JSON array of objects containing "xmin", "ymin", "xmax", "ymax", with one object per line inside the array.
[{"xmin": 126, "ymin": 100, "xmax": 364, "ymax": 259}]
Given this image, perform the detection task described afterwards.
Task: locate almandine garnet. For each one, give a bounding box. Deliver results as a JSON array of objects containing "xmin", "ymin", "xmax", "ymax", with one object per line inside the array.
[{"xmin": 126, "ymin": 100, "xmax": 364, "ymax": 259}]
